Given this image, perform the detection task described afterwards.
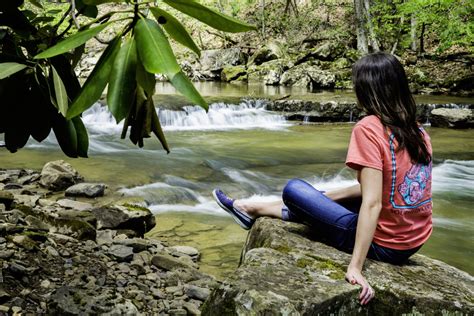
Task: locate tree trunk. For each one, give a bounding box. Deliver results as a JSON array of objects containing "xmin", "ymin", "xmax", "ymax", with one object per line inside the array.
[
  {"xmin": 261, "ymin": 0, "xmax": 266, "ymax": 40},
  {"xmin": 363, "ymin": 0, "xmax": 379, "ymax": 51},
  {"xmin": 410, "ymin": 15, "xmax": 417, "ymax": 52},
  {"xmin": 419, "ymin": 22, "xmax": 425, "ymax": 54},
  {"xmin": 354, "ymin": 0, "xmax": 368, "ymax": 54},
  {"xmin": 391, "ymin": 16, "xmax": 404, "ymax": 54}
]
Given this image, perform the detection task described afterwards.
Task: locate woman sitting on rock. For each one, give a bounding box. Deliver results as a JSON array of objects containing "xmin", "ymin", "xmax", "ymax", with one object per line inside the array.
[{"xmin": 213, "ymin": 52, "xmax": 433, "ymax": 305}]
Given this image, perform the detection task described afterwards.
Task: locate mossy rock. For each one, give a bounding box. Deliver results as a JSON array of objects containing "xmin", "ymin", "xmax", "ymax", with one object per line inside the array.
[
  {"xmin": 203, "ymin": 218, "xmax": 474, "ymax": 315},
  {"xmin": 221, "ymin": 66, "xmax": 247, "ymax": 82}
]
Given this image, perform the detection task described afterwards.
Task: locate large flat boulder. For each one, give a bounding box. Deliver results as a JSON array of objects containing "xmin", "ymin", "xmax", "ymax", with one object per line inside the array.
[
  {"xmin": 202, "ymin": 218, "xmax": 473, "ymax": 315},
  {"xmin": 92, "ymin": 204, "xmax": 156, "ymax": 237},
  {"xmin": 430, "ymin": 108, "xmax": 474, "ymax": 128}
]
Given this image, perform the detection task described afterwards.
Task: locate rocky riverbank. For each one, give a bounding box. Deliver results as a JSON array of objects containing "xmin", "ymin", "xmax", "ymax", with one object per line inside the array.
[
  {"xmin": 203, "ymin": 218, "xmax": 474, "ymax": 315},
  {"xmin": 265, "ymin": 99, "xmax": 474, "ymax": 128},
  {"xmin": 0, "ymin": 161, "xmax": 216, "ymax": 315}
]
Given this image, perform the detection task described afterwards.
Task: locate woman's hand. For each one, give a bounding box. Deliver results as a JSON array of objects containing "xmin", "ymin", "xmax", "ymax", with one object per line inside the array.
[{"xmin": 345, "ymin": 266, "xmax": 375, "ymax": 305}]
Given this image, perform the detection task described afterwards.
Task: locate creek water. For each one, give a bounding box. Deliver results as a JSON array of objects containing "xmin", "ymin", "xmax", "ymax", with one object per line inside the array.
[{"xmin": 1, "ymin": 83, "xmax": 473, "ymax": 278}]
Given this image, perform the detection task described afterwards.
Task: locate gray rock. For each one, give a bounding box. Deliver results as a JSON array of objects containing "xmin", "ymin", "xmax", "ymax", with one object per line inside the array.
[
  {"xmin": 202, "ymin": 218, "xmax": 474, "ymax": 315},
  {"xmin": 65, "ymin": 183, "xmax": 106, "ymax": 198},
  {"xmin": 185, "ymin": 285, "xmax": 210, "ymax": 301},
  {"xmin": 199, "ymin": 48, "xmax": 246, "ymax": 72},
  {"xmin": 151, "ymin": 253, "xmax": 194, "ymax": 271},
  {"xmin": 169, "ymin": 308, "xmax": 187, "ymax": 316},
  {"xmin": 12, "ymin": 235, "xmax": 37, "ymax": 251},
  {"xmin": 56, "ymin": 199, "xmax": 93, "ymax": 211},
  {"xmin": 0, "ymin": 250, "xmax": 14, "ymax": 259},
  {"xmin": 96, "ymin": 229, "xmax": 116, "ymax": 246},
  {"xmin": 169, "ymin": 245, "xmax": 200, "ymax": 256},
  {"xmin": 247, "ymin": 44, "xmax": 281, "ymax": 66},
  {"xmin": 24, "ymin": 215, "xmax": 50, "ymax": 231},
  {"xmin": 0, "ymin": 191, "xmax": 14, "ymax": 210},
  {"xmin": 113, "ymin": 238, "xmax": 150, "ymax": 253},
  {"xmin": 40, "ymin": 160, "xmax": 83, "ymax": 191},
  {"xmin": 430, "ymin": 108, "xmax": 474, "ymax": 128},
  {"xmin": 280, "ymin": 62, "xmax": 335, "ymax": 89},
  {"xmin": 17, "ymin": 173, "xmax": 41, "ymax": 185},
  {"xmin": 14, "ymin": 194, "xmax": 40, "ymax": 208},
  {"xmin": 183, "ymin": 301, "xmax": 201, "ymax": 315},
  {"xmin": 45, "ymin": 245, "xmax": 59, "ymax": 257},
  {"xmin": 109, "ymin": 245, "xmax": 134, "ymax": 262},
  {"xmin": 92, "ymin": 204, "xmax": 155, "ymax": 237},
  {"xmin": 104, "ymin": 299, "xmax": 138, "ymax": 316}
]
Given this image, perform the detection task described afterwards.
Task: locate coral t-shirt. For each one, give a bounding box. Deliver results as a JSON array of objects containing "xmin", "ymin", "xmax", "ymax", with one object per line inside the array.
[{"xmin": 346, "ymin": 115, "xmax": 433, "ymax": 250}]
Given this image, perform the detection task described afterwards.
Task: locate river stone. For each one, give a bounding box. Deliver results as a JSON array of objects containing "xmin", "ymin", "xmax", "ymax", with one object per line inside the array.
[
  {"xmin": 169, "ymin": 245, "xmax": 200, "ymax": 261},
  {"xmin": 280, "ymin": 62, "xmax": 335, "ymax": 89},
  {"xmin": 56, "ymin": 199, "xmax": 92, "ymax": 211},
  {"xmin": 109, "ymin": 245, "xmax": 134, "ymax": 262},
  {"xmin": 221, "ymin": 66, "xmax": 247, "ymax": 82},
  {"xmin": 65, "ymin": 183, "xmax": 106, "ymax": 198},
  {"xmin": 12, "ymin": 235, "xmax": 37, "ymax": 251},
  {"xmin": 40, "ymin": 160, "xmax": 83, "ymax": 191},
  {"xmin": 199, "ymin": 48, "xmax": 246, "ymax": 72},
  {"xmin": 247, "ymin": 44, "xmax": 281, "ymax": 66},
  {"xmin": 202, "ymin": 218, "xmax": 473, "ymax": 315},
  {"xmin": 430, "ymin": 108, "xmax": 474, "ymax": 128},
  {"xmin": 151, "ymin": 253, "xmax": 194, "ymax": 271},
  {"xmin": 0, "ymin": 191, "xmax": 14, "ymax": 209},
  {"xmin": 185, "ymin": 285, "xmax": 210, "ymax": 301},
  {"xmin": 92, "ymin": 204, "xmax": 155, "ymax": 237},
  {"xmin": 14, "ymin": 194, "xmax": 40, "ymax": 208}
]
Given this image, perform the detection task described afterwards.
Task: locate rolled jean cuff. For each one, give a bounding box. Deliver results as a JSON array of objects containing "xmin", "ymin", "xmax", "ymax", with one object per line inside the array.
[{"xmin": 281, "ymin": 206, "xmax": 291, "ymax": 221}]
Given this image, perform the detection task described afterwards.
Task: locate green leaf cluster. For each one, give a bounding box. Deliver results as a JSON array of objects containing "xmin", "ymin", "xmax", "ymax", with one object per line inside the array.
[
  {"xmin": 371, "ymin": 0, "xmax": 473, "ymax": 53},
  {"xmin": 0, "ymin": 0, "xmax": 256, "ymax": 157}
]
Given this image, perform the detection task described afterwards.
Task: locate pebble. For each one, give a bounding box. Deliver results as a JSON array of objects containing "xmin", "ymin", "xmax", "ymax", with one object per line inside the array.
[
  {"xmin": 12, "ymin": 306, "xmax": 21, "ymax": 314},
  {"xmin": 45, "ymin": 245, "xmax": 59, "ymax": 257},
  {"xmin": 40, "ymin": 280, "xmax": 51, "ymax": 288},
  {"xmin": 185, "ymin": 285, "xmax": 211, "ymax": 301},
  {"xmin": 109, "ymin": 245, "xmax": 134, "ymax": 262},
  {"xmin": 0, "ymin": 165, "xmax": 217, "ymax": 315}
]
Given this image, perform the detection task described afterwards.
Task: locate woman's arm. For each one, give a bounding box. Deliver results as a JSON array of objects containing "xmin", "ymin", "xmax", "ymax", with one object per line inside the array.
[
  {"xmin": 325, "ymin": 184, "xmax": 361, "ymax": 202},
  {"xmin": 345, "ymin": 167, "xmax": 382, "ymax": 305}
]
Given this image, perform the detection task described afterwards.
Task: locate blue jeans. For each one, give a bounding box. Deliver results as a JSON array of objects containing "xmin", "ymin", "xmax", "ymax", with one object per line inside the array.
[{"xmin": 281, "ymin": 179, "xmax": 421, "ymax": 265}]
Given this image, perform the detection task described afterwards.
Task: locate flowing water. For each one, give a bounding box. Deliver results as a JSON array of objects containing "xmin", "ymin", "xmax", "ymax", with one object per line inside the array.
[{"xmin": 1, "ymin": 83, "xmax": 473, "ymax": 278}]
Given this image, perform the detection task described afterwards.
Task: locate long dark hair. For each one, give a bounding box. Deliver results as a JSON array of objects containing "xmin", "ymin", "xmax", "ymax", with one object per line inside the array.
[{"xmin": 352, "ymin": 52, "xmax": 431, "ymax": 165}]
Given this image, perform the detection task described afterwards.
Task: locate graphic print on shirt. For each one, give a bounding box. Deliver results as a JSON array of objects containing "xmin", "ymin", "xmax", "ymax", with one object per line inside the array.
[
  {"xmin": 397, "ymin": 162, "xmax": 432, "ymax": 205},
  {"xmin": 389, "ymin": 133, "xmax": 432, "ymax": 209}
]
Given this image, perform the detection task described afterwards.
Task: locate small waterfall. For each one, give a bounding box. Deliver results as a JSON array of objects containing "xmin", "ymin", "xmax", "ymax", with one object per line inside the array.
[
  {"xmin": 159, "ymin": 99, "xmax": 288, "ymax": 131},
  {"xmin": 80, "ymin": 100, "xmax": 288, "ymax": 135},
  {"xmin": 303, "ymin": 115, "xmax": 310, "ymax": 124}
]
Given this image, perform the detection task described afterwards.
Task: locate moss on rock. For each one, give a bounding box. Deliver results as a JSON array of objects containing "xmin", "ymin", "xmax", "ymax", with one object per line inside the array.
[{"xmin": 202, "ymin": 218, "xmax": 474, "ymax": 315}]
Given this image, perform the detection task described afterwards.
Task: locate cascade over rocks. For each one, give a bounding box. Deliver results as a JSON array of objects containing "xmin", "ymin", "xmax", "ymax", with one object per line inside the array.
[
  {"xmin": 202, "ymin": 218, "xmax": 473, "ymax": 315},
  {"xmin": 0, "ymin": 163, "xmax": 217, "ymax": 314}
]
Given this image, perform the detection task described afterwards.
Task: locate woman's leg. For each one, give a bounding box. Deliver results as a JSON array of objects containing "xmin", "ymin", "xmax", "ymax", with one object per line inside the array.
[
  {"xmin": 234, "ymin": 199, "xmax": 284, "ymax": 219},
  {"xmin": 281, "ymin": 178, "xmax": 358, "ymax": 250}
]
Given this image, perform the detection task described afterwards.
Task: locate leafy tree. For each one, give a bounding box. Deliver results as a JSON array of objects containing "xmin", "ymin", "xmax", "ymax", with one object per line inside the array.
[
  {"xmin": 0, "ymin": 0, "xmax": 255, "ymax": 157},
  {"xmin": 370, "ymin": 0, "xmax": 473, "ymax": 54}
]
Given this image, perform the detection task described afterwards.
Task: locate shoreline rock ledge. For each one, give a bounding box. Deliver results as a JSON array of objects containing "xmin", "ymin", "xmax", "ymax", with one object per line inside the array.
[{"xmin": 202, "ymin": 218, "xmax": 473, "ymax": 315}]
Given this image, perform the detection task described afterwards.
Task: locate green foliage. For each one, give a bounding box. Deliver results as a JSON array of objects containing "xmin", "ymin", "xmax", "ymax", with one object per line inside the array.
[
  {"xmin": 0, "ymin": 0, "xmax": 255, "ymax": 157},
  {"xmin": 371, "ymin": 0, "xmax": 474, "ymax": 53}
]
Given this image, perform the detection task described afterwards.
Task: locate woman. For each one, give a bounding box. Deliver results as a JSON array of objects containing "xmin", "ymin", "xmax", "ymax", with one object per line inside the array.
[{"xmin": 213, "ymin": 52, "xmax": 433, "ymax": 305}]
